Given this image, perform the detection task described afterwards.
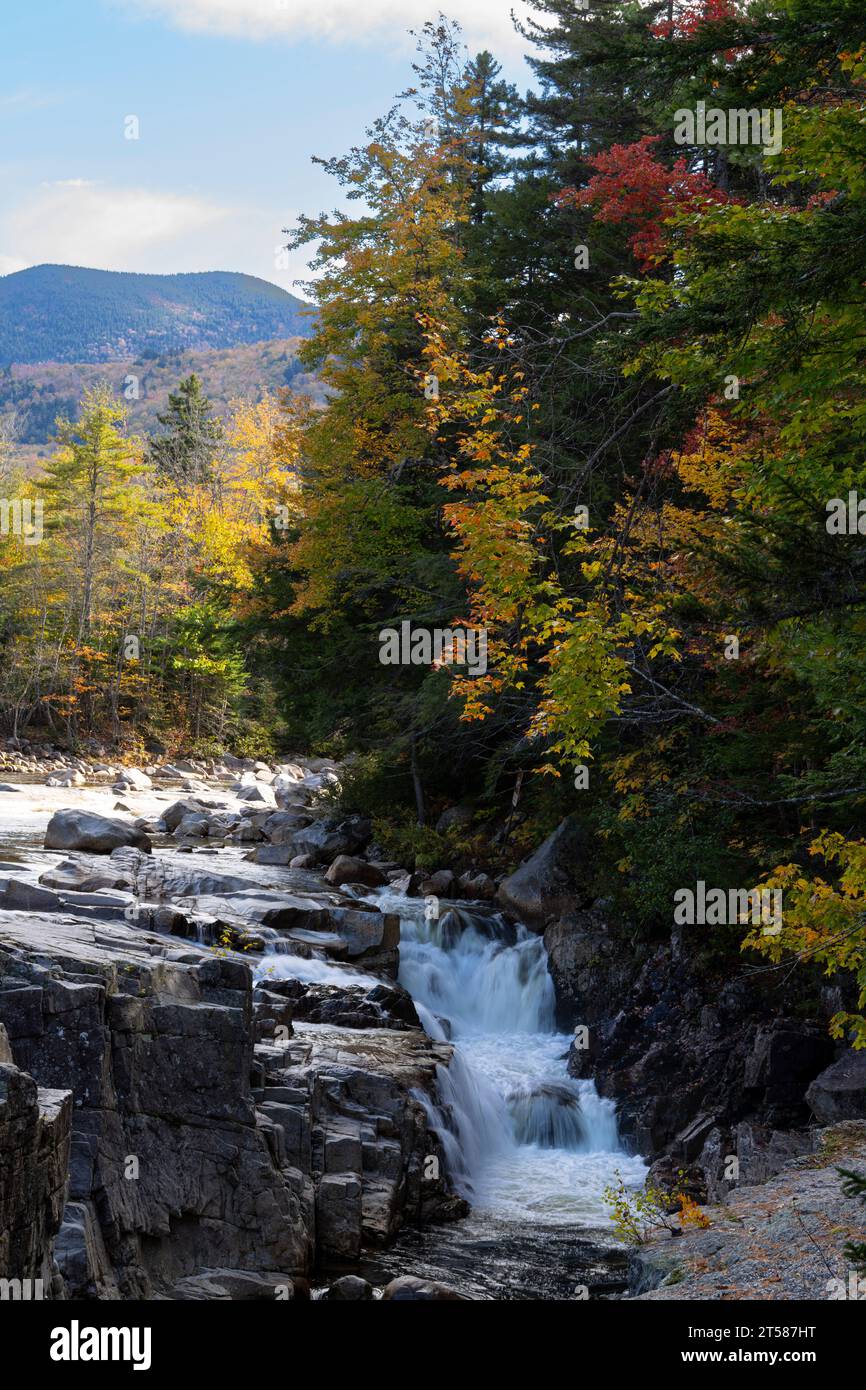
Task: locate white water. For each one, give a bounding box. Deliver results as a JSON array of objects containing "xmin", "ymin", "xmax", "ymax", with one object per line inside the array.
[{"xmin": 379, "ymin": 892, "xmax": 646, "ymax": 1227}]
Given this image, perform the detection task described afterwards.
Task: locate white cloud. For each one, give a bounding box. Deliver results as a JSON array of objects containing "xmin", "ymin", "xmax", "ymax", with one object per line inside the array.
[
  {"xmin": 1, "ymin": 181, "xmax": 229, "ymax": 274},
  {"xmin": 0, "ymin": 181, "xmax": 316, "ymax": 290},
  {"xmin": 117, "ymin": 0, "xmax": 534, "ymax": 59}
]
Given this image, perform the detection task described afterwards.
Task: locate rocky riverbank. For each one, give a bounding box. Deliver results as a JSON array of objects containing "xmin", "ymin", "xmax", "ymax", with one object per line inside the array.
[
  {"xmin": 1, "ymin": 751, "xmax": 864, "ymax": 1301},
  {"xmin": 627, "ymin": 1122, "xmax": 866, "ymax": 1300},
  {"xmin": 0, "ymin": 754, "xmax": 471, "ymax": 1300}
]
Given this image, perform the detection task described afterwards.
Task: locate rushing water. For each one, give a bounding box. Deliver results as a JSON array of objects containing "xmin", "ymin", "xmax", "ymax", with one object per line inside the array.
[{"xmin": 377, "ymin": 891, "xmax": 646, "ymax": 1228}]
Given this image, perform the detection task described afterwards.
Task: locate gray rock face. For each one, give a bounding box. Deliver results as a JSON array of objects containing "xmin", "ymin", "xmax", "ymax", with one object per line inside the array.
[
  {"xmin": 696, "ymin": 1122, "xmax": 818, "ymax": 1203},
  {"xmin": 0, "ymin": 918, "xmax": 309, "ymax": 1297},
  {"xmin": 253, "ymin": 1024, "xmax": 465, "ymax": 1263},
  {"xmin": 39, "ymin": 858, "xmax": 129, "ymax": 893},
  {"xmin": 498, "ymin": 816, "xmax": 588, "ymax": 925},
  {"xmin": 45, "ymin": 810, "xmax": 152, "ymax": 854},
  {"xmin": 807, "ymin": 1051, "xmax": 866, "ymax": 1122},
  {"xmin": 0, "ymin": 1022, "xmax": 71, "ymax": 1286},
  {"xmin": 0, "ymin": 893, "xmax": 464, "ymax": 1296},
  {"xmin": 0, "ymin": 879, "xmax": 63, "ymax": 912}
]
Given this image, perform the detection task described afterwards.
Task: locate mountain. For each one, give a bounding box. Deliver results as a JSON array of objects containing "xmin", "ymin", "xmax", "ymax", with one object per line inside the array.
[
  {"xmin": 0, "ymin": 339, "xmax": 325, "ymax": 451},
  {"xmin": 0, "ymin": 264, "xmax": 314, "ymax": 365}
]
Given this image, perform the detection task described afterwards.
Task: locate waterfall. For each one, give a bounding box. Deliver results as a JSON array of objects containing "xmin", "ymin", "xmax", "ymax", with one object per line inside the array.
[{"xmin": 376, "ymin": 891, "xmax": 646, "ymax": 1225}]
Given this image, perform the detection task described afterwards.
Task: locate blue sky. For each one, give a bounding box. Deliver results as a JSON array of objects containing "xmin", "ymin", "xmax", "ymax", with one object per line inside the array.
[{"xmin": 0, "ymin": 0, "xmax": 536, "ymax": 296}]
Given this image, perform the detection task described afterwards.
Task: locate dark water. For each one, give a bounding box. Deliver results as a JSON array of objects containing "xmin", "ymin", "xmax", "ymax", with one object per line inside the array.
[{"xmin": 329, "ymin": 1215, "xmax": 628, "ymax": 1301}]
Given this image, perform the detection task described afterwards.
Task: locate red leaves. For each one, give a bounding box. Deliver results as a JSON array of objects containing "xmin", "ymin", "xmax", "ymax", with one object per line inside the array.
[
  {"xmin": 555, "ymin": 135, "xmax": 727, "ymax": 269},
  {"xmin": 649, "ymin": 0, "xmax": 739, "ymax": 41}
]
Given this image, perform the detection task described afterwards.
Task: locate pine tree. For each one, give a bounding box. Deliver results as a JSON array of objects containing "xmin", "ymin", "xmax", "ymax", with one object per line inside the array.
[{"xmin": 148, "ymin": 373, "xmax": 222, "ymax": 487}]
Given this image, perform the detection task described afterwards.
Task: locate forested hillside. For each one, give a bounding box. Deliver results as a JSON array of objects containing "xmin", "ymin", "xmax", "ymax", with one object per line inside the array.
[
  {"xmin": 0, "ymin": 338, "xmax": 322, "ymax": 447},
  {"xmin": 2, "ymin": 0, "xmax": 865, "ymax": 1039},
  {"xmin": 0, "ymin": 265, "xmax": 312, "ymax": 363}
]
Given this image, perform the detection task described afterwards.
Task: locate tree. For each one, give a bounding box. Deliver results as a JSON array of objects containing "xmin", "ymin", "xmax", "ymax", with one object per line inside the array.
[{"xmin": 148, "ymin": 373, "xmax": 223, "ymax": 487}]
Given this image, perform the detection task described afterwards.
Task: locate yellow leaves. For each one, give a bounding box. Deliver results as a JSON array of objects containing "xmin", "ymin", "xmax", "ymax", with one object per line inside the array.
[{"xmin": 679, "ymin": 1194, "xmax": 711, "ymax": 1231}]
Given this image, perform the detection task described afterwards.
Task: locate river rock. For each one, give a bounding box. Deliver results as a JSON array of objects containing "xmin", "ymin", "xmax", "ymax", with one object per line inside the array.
[
  {"xmin": 419, "ymin": 869, "xmax": 456, "ymax": 899},
  {"xmin": 289, "ymin": 816, "xmax": 371, "ymax": 865},
  {"xmin": 457, "ymin": 871, "xmax": 496, "ymax": 901},
  {"xmin": 390, "ymin": 870, "xmax": 425, "ymax": 897},
  {"xmin": 46, "ymin": 770, "xmax": 85, "ymax": 788},
  {"xmin": 45, "ymin": 810, "xmax": 152, "ymax": 855},
  {"xmin": 236, "ymin": 782, "xmax": 277, "ymax": 807},
  {"xmin": 324, "ymin": 1274, "xmax": 373, "ymax": 1300},
  {"xmin": 113, "ymin": 767, "xmax": 152, "ymax": 791},
  {"xmin": 261, "ymin": 810, "xmax": 311, "ymax": 844},
  {"xmin": 324, "ymin": 855, "xmax": 388, "ymax": 888},
  {"xmin": 160, "ymin": 798, "xmax": 208, "ymax": 832},
  {"xmin": 381, "ymin": 1275, "xmax": 468, "ymax": 1300},
  {"xmin": 173, "ymin": 812, "xmax": 210, "ymax": 839},
  {"xmin": 252, "ymin": 845, "xmax": 295, "ymax": 866},
  {"xmin": 266, "ymin": 977, "xmax": 420, "ymax": 1031}
]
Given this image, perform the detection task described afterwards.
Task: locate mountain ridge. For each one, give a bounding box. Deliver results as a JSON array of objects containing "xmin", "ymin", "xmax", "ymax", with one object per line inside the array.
[{"xmin": 1, "ymin": 263, "xmax": 314, "ymax": 365}]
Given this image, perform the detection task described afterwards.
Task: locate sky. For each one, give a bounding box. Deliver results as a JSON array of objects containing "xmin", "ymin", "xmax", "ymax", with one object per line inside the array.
[{"xmin": 0, "ymin": 0, "xmax": 538, "ymax": 298}]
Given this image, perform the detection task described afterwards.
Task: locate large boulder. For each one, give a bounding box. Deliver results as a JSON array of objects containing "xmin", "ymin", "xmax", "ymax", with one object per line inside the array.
[
  {"xmin": 497, "ymin": 816, "xmax": 588, "ymax": 926},
  {"xmin": 261, "ymin": 810, "xmax": 311, "ymax": 845},
  {"xmin": 290, "ymin": 817, "xmax": 371, "ymax": 865},
  {"xmin": 807, "ymin": 1051, "xmax": 866, "ymax": 1122},
  {"xmin": 45, "ymin": 811, "xmax": 152, "ymax": 855},
  {"xmin": 324, "ymin": 856, "xmax": 388, "ymax": 889},
  {"xmin": 173, "ymin": 813, "xmax": 210, "ymax": 839},
  {"xmin": 160, "ymin": 798, "xmax": 208, "ymax": 832},
  {"xmin": 419, "ymin": 869, "xmax": 455, "ymax": 899}
]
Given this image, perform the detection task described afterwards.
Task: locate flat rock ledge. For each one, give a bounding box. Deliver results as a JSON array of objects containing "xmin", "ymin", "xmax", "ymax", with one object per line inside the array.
[{"xmin": 628, "ymin": 1121, "xmax": 866, "ymax": 1301}]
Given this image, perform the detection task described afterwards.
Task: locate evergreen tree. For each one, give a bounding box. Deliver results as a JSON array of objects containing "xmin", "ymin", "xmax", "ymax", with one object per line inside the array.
[{"xmin": 148, "ymin": 373, "xmax": 222, "ymax": 487}]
